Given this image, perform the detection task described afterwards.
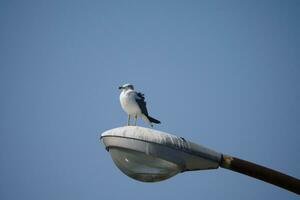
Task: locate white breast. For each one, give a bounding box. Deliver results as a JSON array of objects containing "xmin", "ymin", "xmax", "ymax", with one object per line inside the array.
[{"xmin": 120, "ymin": 90, "xmax": 142, "ymax": 115}]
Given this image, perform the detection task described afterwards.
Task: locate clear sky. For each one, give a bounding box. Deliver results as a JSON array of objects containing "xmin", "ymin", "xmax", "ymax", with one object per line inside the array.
[{"xmin": 0, "ymin": 0, "xmax": 299, "ymax": 199}]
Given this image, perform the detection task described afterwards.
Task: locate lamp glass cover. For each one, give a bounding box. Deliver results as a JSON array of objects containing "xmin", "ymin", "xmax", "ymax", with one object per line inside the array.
[{"xmin": 109, "ymin": 147, "xmax": 181, "ymax": 182}]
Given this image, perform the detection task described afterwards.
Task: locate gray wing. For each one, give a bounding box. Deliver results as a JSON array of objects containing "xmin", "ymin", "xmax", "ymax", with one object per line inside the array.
[{"xmin": 135, "ymin": 92, "xmax": 149, "ymax": 116}]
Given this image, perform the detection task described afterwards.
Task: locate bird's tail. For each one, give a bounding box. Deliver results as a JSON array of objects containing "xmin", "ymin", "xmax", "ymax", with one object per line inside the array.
[
  {"xmin": 146, "ymin": 115, "xmax": 161, "ymax": 124},
  {"xmin": 142, "ymin": 114, "xmax": 161, "ymax": 127}
]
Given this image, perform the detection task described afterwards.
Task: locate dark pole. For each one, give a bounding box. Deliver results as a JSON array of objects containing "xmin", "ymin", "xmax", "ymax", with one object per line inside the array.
[{"xmin": 220, "ymin": 155, "xmax": 300, "ymax": 195}]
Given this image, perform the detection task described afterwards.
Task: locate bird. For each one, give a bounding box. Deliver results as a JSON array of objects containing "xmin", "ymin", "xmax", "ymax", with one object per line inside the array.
[{"xmin": 118, "ymin": 83, "xmax": 161, "ymax": 127}]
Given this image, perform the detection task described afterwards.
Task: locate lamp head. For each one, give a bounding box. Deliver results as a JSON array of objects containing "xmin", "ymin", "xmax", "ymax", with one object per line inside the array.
[{"xmin": 100, "ymin": 126, "xmax": 221, "ymax": 182}]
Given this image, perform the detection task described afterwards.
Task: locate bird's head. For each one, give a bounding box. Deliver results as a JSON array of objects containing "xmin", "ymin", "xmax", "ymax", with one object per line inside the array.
[{"xmin": 118, "ymin": 83, "xmax": 134, "ymax": 91}]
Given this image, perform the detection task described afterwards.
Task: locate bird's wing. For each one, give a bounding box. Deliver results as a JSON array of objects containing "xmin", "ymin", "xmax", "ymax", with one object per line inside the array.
[
  {"xmin": 136, "ymin": 92, "xmax": 145, "ymax": 100},
  {"xmin": 134, "ymin": 92, "xmax": 149, "ymax": 116}
]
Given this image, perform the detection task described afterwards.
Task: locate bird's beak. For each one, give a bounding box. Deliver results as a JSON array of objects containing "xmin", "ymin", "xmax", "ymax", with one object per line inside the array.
[{"xmin": 118, "ymin": 86, "xmax": 123, "ymax": 90}]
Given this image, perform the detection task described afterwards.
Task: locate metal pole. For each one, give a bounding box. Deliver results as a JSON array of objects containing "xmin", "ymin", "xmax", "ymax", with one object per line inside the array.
[{"xmin": 220, "ymin": 154, "xmax": 300, "ymax": 195}]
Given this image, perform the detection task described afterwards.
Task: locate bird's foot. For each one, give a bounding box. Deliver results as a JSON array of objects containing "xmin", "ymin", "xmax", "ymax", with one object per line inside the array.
[{"xmin": 134, "ymin": 115, "xmax": 138, "ymax": 126}]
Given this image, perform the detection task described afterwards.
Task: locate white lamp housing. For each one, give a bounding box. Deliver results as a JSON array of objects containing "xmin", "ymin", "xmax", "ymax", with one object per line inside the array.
[{"xmin": 100, "ymin": 126, "xmax": 221, "ymax": 182}]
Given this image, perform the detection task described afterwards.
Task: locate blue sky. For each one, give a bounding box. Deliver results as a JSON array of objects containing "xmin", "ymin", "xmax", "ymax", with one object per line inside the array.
[{"xmin": 0, "ymin": 0, "xmax": 299, "ymax": 199}]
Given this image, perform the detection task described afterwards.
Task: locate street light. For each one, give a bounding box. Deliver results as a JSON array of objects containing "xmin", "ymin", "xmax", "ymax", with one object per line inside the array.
[{"xmin": 100, "ymin": 126, "xmax": 300, "ymax": 195}]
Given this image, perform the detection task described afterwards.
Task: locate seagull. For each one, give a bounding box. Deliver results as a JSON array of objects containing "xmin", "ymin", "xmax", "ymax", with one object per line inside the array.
[{"xmin": 118, "ymin": 83, "xmax": 161, "ymax": 127}]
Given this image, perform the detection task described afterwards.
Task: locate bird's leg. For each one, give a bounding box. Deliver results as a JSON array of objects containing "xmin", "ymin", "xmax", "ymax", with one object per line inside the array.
[
  {"xmin": 134, "ymin": 115, "xmax": 137, "ymax": 126},
  {"xmin": 127, "ymin": 115, "xmax": 131, "ymax": 126}
]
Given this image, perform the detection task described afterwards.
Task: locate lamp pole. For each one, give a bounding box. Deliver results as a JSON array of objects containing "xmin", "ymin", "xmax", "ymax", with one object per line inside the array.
[
  {"xmin": 100, "ymin": 126, "xmax": 300, "ymax": 195},
  {"xmin": 220, "ymin": 155, "xmax": 300, "ymax": 194}
]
